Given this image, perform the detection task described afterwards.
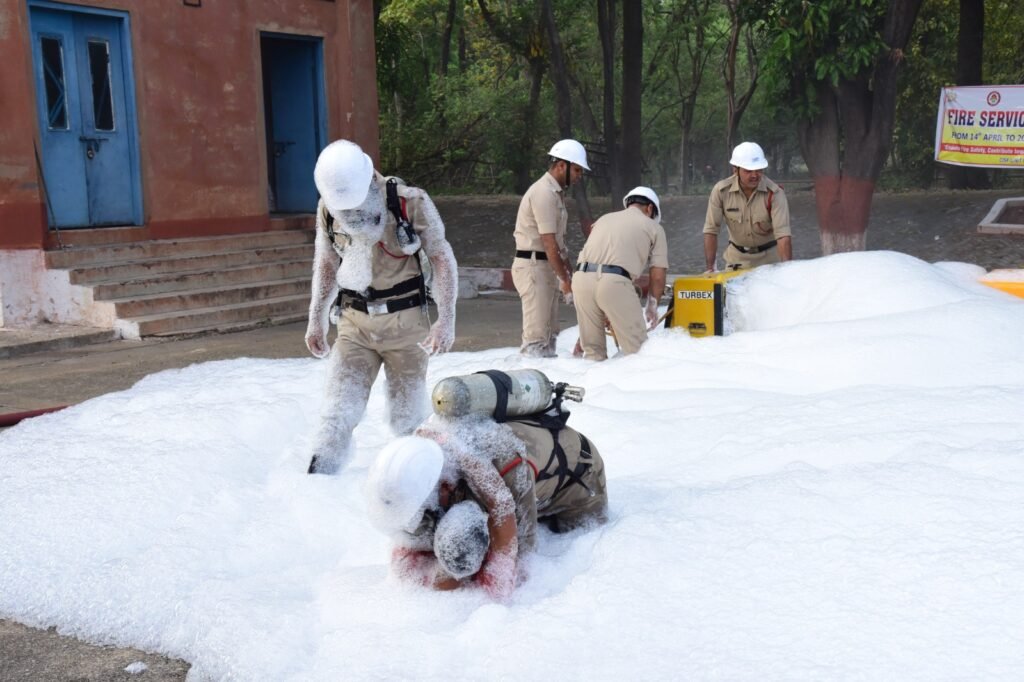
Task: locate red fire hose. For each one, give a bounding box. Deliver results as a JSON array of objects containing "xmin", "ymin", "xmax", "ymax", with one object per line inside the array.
[{"xmin": 0, "ymin": 405, "xmax": 69, "ymax": 427}]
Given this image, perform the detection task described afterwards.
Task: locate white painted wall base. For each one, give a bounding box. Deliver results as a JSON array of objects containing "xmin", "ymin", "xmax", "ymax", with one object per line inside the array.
[{"xmin": 0, "ymin": 250, "xmax": 117, "ymax": 329}]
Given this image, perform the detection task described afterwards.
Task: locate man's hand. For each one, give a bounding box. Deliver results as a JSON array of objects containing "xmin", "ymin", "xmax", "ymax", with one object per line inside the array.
[
  {"xmin": 703, "ymin": 233, "xmax": 719, "ymax": 273},
  {"xmin": 559, "ymin": 276, "xmax": 572, "ymax": 296},
  {"xmin": 305, "ymin": 327, "xmax": 330, "ymax": 358},
  {"xmin": 474, "ymin": 548, "xmax": 516, "ymax": 601},
  {"xmin": 645, "ymin": 299, "xmax": 659, "ymax": 329},
  {"xmin": 420, "ymin": 319, "xmax": 455, "ymax": 355}
]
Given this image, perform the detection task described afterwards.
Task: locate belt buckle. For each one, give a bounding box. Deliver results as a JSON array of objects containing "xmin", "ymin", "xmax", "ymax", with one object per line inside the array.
[{"xmin": 367, "ymin": 301, "xmax": 389, "ymax": 316}]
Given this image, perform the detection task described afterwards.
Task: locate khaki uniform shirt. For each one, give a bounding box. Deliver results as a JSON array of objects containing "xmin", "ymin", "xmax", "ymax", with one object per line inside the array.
[
  {"xmin": 702, "ymin": 175, "xmax": 791, "ymax": 248},
  {"xmin": 576, "ymin": 207, "xmax": 668, "ymax": 279},
  {"xmin": 318, "ymin": 174, "xmax": 429, "ymax": 305},
  {"xmin": 513, "ymin": 172, "xmax": 568, "ymax": 256}
]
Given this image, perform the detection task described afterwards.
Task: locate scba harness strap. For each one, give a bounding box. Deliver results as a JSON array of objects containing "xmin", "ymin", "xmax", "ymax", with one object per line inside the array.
[
  {"xmin": 325, "ymin": 178, "xmax": 415, "ymax": 248},
  {"xmin": 475, "ymin": 369, "xmax": 595, "ymax": 498},
  {"xmin": 325, "ymin": 178, "xmax": 428, "ymax": 314}
]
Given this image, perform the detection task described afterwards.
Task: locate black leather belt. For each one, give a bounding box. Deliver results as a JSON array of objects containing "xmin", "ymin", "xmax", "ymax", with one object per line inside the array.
[
  {"xmin": 576, "ymin": 262, "xmax": 632, "ymax": 280},
  {"xmin": 341, "ymin": 274, "xmax": 423, "ymax": 300},
  {"xmin": 729, "ymin": 239, "xmax": 777, "ymax": 254},
  {"xmin": 346, "ymin": 293, "xmax": 424, "ymax": 315},
  {"xmin": 515, "ymin": 250, "xmax": 547, "ymax": 260}
]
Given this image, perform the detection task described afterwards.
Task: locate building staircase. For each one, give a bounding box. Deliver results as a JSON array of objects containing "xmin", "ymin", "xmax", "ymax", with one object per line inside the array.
[{"xmin": 42, "ymin": 229, "xmax": 315, "ymax": 338}]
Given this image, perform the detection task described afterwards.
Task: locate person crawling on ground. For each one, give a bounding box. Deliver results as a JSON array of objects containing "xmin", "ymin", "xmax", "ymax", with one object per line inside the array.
[{"xmin": 364, "ymin": 413, "xmax": 607, "ymax": 600}]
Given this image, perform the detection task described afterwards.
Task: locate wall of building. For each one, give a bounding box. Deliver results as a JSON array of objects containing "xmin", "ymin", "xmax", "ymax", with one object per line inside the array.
[{"xmin": 0, "ymin": 0, "xmax": 379, "ymax": 249}]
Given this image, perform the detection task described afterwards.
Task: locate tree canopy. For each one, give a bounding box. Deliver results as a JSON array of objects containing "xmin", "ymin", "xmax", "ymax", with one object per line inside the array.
[{"xmin": 373, "ymin": 0, "xmax": 1024, "ymax": 210}]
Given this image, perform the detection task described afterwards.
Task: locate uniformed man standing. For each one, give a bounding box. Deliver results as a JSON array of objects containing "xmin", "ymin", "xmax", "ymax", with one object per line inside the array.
[
  {"xmin": 512, "ymin": 139, "xmax": 590, "ymax": 357},
  {"xmin": 572, "ymin": 186, "xmax": 668, "ymax": 361},
  {"xmin": 703, "ymin": 141, "xmax": 792, "ymax": 271},
  {"xmin": 304, "ymin": 140, "xmax": 458, "ymax": 475}
]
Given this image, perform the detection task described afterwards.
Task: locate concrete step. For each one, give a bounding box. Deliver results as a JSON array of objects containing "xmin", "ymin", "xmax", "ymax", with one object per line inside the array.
[
  {"xmin": 145, "ymin": 313, "xmax": 310, "ymax": 339},
  {"xmin": 45, "ymin": 229, "xmax": 314, "ymax": 268},
  {"xmin": 119, "ymin": 294, "xmax": 310, "ymax": 337},
  {"xmin": 90, "ymin": 260, "xmax": 312, "ymax": 299},
  {"xmin": 110, "ymin": 277, "xmax": 311, "ymax": 317},
  {"xmin": 67, "ymin": 244, "xmax": 313, "ymax": 285},
  {"xmin": 0, "ymin": 325, "xmax": 121, "ymax": 360}
]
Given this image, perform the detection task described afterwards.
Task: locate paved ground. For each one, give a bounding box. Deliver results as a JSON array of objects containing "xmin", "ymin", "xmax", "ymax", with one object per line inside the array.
[{"xmin": 2, "ymin": 187, "xmax": 1023, "ymax": 680}]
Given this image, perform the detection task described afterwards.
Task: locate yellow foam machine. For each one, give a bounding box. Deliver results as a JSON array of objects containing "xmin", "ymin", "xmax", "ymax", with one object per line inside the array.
[
  {"xmin": 979, "ymin": 269, "xmax": 1024, "ymax": 299},
  {"xmin": 666, "ymin": 271, "xmax": 746, "ymax": 337}
]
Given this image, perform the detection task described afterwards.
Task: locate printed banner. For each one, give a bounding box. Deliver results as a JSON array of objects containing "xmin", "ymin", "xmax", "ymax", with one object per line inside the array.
[{"xmin": 934, "ymin": 86, "xmax": 1024, "ymax": 168}]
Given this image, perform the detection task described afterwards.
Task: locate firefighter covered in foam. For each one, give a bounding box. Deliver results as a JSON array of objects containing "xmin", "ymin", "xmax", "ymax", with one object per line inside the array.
[
  {"xmin": 304, "ymin": 140, "xmax": 458, "ymax": 475},
  {"xmin": 364, "ymin": 371, "xmax": 608, "ymax": 600}
]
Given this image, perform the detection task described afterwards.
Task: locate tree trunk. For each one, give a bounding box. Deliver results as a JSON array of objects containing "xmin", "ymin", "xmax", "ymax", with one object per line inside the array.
[
  {"xmin": 724, "ymin": 20, "xmax": 759, "ymax": 153},
  {"xmin": 619, "ymin": 0, "xmax": 643, "ymax": 196},
  {"xmin": 800, "ymin": 0, "xmax": 924, "ymax": 254},
  {"xmin": 513, "ymin": 60, "xmax": 547, "ymax": 194},
  {"xmin": 723, "ymin": 1, "xmax": 741, "ymax": 154},
  {"xmin": 440, "ymin": 0, "xmax": 457, "ymax": 75},
  {"xmin": 458, "ymin": 25, "xmax": 467, "ymax": 73},
  {"xmin": 678, "ymin": 92, "xmax": 696, "ymax": 193},
  {"xmin": 542, "ymin": 0, "xmax": 573, "ymax": 142},
  {"xmin": 598, "ymin": 0, "xmax": 622, "ymax": 203},
  {"xmin": 949, "ymin": 0, "xmax": 990, "ymax": 190},
  {"xmin": 542, "ymin": 0, "xmax": 594, "ymax": 234}
]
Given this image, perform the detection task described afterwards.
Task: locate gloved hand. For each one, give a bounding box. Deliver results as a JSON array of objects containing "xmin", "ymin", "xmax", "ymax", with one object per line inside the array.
[
  {"xmin": 645, "ymin": 298, "xmax": 659, "ymax": 329},
  {"xmin": 474, "ymin": 548, "xmax": 516, "ymax": 601}
]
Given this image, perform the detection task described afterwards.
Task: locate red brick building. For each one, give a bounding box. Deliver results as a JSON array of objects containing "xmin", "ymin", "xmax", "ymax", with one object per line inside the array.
[{"xmin": 0, "ymin": 0, "xmax": 378, "ymax": 331}]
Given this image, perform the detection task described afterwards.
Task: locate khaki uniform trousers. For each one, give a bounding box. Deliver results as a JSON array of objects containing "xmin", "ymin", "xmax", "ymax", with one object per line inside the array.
[
  {"xmin": 503, "ymin": 421, "xmax": 609, "ymax": 552},
  {"xmin": 512, "ymin": 256, "xmax": 560, "ymax": 357},
  {"xmin": 571, "ymin": 270, "xmax": 647, "ymax": 360},
  {"xmin": 309, "ymin": 306, "xmax": 430, "ymax": 473}
]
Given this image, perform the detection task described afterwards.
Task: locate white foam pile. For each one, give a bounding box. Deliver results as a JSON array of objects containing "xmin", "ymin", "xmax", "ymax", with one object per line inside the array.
[{"xmin": 2, "ymin": 251, "xmax": 1023, "ymax": 680}]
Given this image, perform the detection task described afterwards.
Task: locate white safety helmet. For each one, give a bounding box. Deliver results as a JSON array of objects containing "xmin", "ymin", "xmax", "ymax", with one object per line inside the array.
[
  {"xmin": 622, "ymin": 186, "xmax": 662, "ymax": 223},
  {"xmin": 729, "ymin": 141, "xmax": 769, "ymax": 171},
  {"xmin": 433, "ymin": 500, "xmax": 490, "ymax": 579},
  {"xmin": 313, "ymin": 140, "xmax": 375, "ymax": 211},
  {"xmin": 548, "ymin": 139, "xmax": 591, "ymax": 171},
  {"xmin": 364, "ymin": 436, "xmax": 445, "ymax": 534}
]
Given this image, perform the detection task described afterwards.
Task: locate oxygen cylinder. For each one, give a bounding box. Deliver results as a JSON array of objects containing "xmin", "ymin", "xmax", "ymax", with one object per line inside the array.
[{"xmin": 432, "ymin": 369, "xmax": 556, "ymax": 419}]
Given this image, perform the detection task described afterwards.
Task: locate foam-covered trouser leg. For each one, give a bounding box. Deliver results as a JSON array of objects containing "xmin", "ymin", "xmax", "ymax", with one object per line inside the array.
[
  {"xmin": 382, "ymin": 343, "xmax": 429, "ymax": 437},
  {"xmin": 307, "ymin": 306, "xmax": 430, "ymax": 474},
  {"xmin": 307, "ymin": 340, "xmax": 381, "ymax": 474},
  {"xmin": 512, "ymin": 257, "xmax": 559, "ymax": 357}
]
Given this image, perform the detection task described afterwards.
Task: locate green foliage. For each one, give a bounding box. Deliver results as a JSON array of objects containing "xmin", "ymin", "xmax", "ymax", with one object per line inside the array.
[
  {"xmin": 890, "ymin": 0, "xmax": 955, "ymax": 187},
  {"xmin": 760, "ymin": 0, "xmax": 888, "ymax": 118},
  {"xmin": 890, "ymin": 0, "xmax": 1024, "ymax": 187},
  {"xmin": 372, "ymin": 0, "xmax": 1020, "ymax": 194}
]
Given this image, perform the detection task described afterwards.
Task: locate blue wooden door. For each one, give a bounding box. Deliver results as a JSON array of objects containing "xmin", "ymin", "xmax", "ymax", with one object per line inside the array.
[
  {"xmin": 261, "ymin": 35, "xmax": 325, "ymax": 213},
  {"xmin": 30, "ymin": 7, "xmax": 140, "ymax": 227}
]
